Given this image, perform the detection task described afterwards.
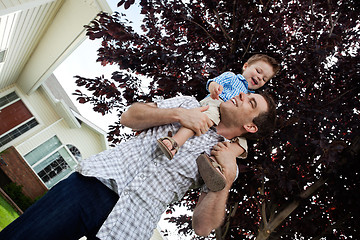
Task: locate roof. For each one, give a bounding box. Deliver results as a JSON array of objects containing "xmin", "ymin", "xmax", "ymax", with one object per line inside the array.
[
  {"xmin": 44, "ymin": 73, "xmax": 80, "ymax": 114},
  {"xmin": 41, "ymin": 75, "xmax": 109, "ymax": 150},
  {"xmin": 0, "ymin": 0, "xmax": 112, "ymax": 94}
]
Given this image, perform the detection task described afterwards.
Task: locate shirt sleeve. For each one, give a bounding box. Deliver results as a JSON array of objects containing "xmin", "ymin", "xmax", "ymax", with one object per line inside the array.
[
  {"xmin": 206, "ymin": 72, "xmax": 236, "ymax": 92},
  {"xmin": 232, "ymin": 137, "xmax": 248, "ymax": 159},
  {"xmin": 156, "ymin": 96, "xmax": 200, "ymax": 110}
]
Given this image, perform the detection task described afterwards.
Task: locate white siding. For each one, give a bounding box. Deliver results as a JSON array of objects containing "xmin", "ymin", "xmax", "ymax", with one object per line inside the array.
[
  {"xmin": 16, "ymin": 119, "xmax": 104, "ymax": 159},
  {"xmin": 0, "ymin": 85, "xmax": 105, "ymax": 159}
]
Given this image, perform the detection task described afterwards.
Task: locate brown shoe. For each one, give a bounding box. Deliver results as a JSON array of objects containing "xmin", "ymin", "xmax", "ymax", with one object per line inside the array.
[
  {"xmin": 157, "ymin": 137, "xmax": 179, "ymax": 160},
  {"xmin": 196, "ymin": 153, "xmax": 226, "ymax": 192}
]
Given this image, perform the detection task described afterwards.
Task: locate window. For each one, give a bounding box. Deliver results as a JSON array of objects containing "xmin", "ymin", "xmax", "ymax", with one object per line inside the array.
[
  {"xmin": 0, "ymin": 50, "xmax": 6, "ymax": 63},
  {"xmin": 0, "ymin": 119, "xmax": 38, "ymax": 147},
  {"xmin": 0, "ymin": 92, "xmax": 18, "ymax": 107},
  {"xmin": 24, "ymin": 136, "xmax": 80, "ymax": 188},
  {"xmin": 67, "ymin": 144, "xmax": 82, "ymax": 161},
  {"xmin": 0, "ymin": 92, "xmax": 38, "ymax": 147}
]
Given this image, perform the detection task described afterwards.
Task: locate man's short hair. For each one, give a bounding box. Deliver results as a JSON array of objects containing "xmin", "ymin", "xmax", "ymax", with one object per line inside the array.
[
  {"xmin": 242, "ymin": 92, "xmax": 277, "ymax": 140},
  {"xmin": 247, "ymin": 54, "xmax": 281, "ymax": 77}
]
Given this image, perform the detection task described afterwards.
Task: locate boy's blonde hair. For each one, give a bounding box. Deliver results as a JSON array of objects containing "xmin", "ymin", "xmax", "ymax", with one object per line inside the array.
[{"xmin": 246, "ymin": 54, "xmax": 280, "ymax": 77}]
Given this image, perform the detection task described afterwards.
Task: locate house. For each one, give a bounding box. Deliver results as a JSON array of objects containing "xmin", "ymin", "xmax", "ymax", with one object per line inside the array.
[
  {"xmin": 0, "ymin": 1, "xmax": 167, "ymax": 239},
  {"xmin": 0, "ymin": 0, "xmax": 112, "ymax": 199}
]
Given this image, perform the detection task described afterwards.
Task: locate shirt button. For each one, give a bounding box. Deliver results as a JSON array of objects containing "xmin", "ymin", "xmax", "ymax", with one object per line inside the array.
[
  {"xmin": 153, "ymin": 161, "xmax": 157, "ymax": 166},
  {"xmin": 123, "ymin": 190, "xmax": 128, "ymax": 195},
  {"xmin": 140, "ymin": 174, "xmax": 145, "ymax": 179}
]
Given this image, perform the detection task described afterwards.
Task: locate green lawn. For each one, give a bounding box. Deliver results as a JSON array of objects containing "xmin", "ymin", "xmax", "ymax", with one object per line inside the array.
[{"xmin": 0, "ymin": 195, "xmax": 19, "ymax": 231}]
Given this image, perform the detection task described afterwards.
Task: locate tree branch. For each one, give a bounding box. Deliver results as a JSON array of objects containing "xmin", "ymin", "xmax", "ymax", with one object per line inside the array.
[
  {"xmin": 260, "ymin": 178, "xmax": 268, "ymax": 227},
  {"xmin": 222, "ymin": 202, "xmax": 238, "ymax": 239},
  {"xmin": 180, "ymin": 2, "xmax": 218, "ymax": 43},
  {"xmin": 212, "ymin": 9, "xmax": 232, "ymax": 42},
  {"xmin": 322, "ymin": 87, "xmax": 358, "ymax": 108},
  {"xmin": 260, "ymin": 137, "xmax": 359, "ymax": 240},
  {"xmin": 327, "ymin": 0, "xmax": 334, "ymax": 37},
  {"xmin": 326, "ymin": 0, "xmax": 341, "ymax": 37},
  {"xmin": 185, "ymin": 17, "xmax": 217, "ymax": 43},
  {"xmin": 241, "ymin": 0, "xmax": 272, "ymax": 59}
]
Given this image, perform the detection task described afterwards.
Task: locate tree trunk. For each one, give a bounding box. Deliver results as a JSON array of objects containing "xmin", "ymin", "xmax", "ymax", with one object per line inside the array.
[
  {"xmin": 215, "ymin": 227, "xmax": 223, "ymax": 240},
  {"xmin": 256, "ymin": 178, "xmax": 327, "ymax": 239}
]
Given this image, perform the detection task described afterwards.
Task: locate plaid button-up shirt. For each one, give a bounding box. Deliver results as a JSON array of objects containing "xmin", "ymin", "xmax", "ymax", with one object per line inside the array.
[
  {"xmin": 77, "ymin": 96, "xmax": 225, "ymax": 240},
  {"xmin": 206, "ymin": 71, "xmax": 254, "ymax": 101}
]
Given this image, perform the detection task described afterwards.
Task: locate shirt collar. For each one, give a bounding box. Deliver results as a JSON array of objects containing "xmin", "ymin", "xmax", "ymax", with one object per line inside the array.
[{"xmin": 237, "ymin": 74, "xmax": 255, "ymax": 93}]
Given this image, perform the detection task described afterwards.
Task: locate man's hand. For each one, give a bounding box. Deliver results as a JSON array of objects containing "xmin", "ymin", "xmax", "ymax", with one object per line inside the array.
[
  {"xmin": 209, "ymin": 82, "xmax": 223, "ymax": 100},
  {"xmin": 178, "ymin": 105, "xmax": 213, "ymax": 136},
  {"xmin": 210, "ymin": 142, "xmax": 238, "ymax": 185}
]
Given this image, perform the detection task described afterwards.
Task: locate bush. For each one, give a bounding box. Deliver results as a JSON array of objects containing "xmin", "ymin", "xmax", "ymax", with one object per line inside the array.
[{"xmin": 2, "ymin": 183, "xmax": 34, "ymax": 211}]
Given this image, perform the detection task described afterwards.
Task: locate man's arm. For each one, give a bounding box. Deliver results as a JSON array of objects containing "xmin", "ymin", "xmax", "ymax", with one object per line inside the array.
[
  {"xmin": 192, "ymin": 142, "xmax": 239, "ymax": 236},
  {"xmin": 120, "ymin": 102, "xmax": 212, "ymax": 136}
]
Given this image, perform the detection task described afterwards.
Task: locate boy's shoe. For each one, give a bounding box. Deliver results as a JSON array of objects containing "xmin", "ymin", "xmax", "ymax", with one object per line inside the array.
[
  {"xmin": 196, "ymin": 153, "xmax": 226, "ymax": 192},
  {"xmin": 157, "ymin": 137, "xmax": 179, "ymax": 160}
]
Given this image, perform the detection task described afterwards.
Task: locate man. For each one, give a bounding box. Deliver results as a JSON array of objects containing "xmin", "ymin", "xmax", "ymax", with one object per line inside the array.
[{"xmin": 0, "ymin": 92, "xmax": 276, "ymax": 240}]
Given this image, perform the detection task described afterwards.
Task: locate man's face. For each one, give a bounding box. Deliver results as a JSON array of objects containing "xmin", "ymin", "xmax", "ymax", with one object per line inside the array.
[
  {"xmin": 220, "ymin": 92, "xmax": 268, "ymax": 134},
  {"xmin": 242, "ymin": 60, "xmax": 274, "ymax": 90}
]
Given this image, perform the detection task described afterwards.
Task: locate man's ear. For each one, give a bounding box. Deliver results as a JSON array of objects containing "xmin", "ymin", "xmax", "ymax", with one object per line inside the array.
[{"xmin": 244, "ymin": 123, "xmax": 258, "ymax": 133}]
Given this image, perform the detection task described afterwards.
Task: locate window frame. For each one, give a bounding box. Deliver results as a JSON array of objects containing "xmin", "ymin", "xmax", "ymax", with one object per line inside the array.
[
  {"xmin": 25, "ymin": 135, "xmax": 81, "ymax": 189},
  {"xmin": 0, "ymin": 90, "xmax": 40, "ymax": 149}
]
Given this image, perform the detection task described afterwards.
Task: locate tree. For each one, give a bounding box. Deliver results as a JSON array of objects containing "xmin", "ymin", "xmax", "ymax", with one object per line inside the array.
[{"xmin": 74, "ymin": 0, "xmax": 360, "ymax": 239}]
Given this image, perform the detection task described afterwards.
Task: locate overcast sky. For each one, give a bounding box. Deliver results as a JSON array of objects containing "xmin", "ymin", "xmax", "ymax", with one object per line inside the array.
[{"xmin": 53, "ymin": 0, "xmax": 143, "ymax": 132}]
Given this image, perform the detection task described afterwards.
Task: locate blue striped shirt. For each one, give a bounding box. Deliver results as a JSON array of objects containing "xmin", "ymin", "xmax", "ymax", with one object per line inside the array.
[{"xmin": 206, "ymin": 72, "xmax": 254, "ymax": 101}]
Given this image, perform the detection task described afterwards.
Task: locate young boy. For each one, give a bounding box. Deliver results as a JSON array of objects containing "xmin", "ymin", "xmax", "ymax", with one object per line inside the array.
[{"xmin": 157, "ymin": 54, "xmax": 280, "ymax": 191}]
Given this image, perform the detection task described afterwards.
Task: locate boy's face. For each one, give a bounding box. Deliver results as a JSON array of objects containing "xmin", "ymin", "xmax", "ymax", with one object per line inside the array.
[{"xmin": 242, "ymin": 60, "xmax": 275, "ymax": 90}]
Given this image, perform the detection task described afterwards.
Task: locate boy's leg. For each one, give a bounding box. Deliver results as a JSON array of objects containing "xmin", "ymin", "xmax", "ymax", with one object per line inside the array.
[
  {"xmin": 172, "ymin": 126, "xmax": 195, "ymax": 146},
  {"xmin": 158, "ymin": 97, "xmax": 220, "ymax": 160},
  {"xmin": 196, "ymin": 154, "xmax": 226, "ymax": 192},
  {"xmin": 158, "ymin": 127, "xmax": 195, "ymax": 158},
  {"xmin": 0, "ymin": 172, "xmax": 119, "ymax": 240},
  {"xmin": 197, "ymin": 142, "xmax": 243, "ymax": 192}
]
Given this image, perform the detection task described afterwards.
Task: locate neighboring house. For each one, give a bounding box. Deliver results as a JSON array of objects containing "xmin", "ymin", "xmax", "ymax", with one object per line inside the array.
[{"xmin": 0, "ymin": 0, "xmax": 112, "ymax": 199}]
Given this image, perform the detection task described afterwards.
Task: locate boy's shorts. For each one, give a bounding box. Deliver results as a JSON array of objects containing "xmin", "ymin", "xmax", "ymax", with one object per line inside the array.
[
  {"xmin": 200, "ymin": 96, "xmax": 222, "ymax": 125},
  {"xmin": 200, "ymin": 96, "xmax": 248, "ymax": 159}
]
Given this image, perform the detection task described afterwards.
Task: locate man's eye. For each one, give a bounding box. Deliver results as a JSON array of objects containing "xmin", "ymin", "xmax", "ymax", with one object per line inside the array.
[
  {"xmin": 250, "ymin": 101, "xmax": 254, "ymax": 108},
  {"xmin": 249, "ymin": 99, "xmax": 257, "ymax": 108}
]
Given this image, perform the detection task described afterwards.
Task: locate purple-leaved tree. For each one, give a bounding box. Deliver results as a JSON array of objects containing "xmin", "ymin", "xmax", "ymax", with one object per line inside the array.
[{"xmin": 74, "ymin": 1, "xmax": 360, "ymax": 239}]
